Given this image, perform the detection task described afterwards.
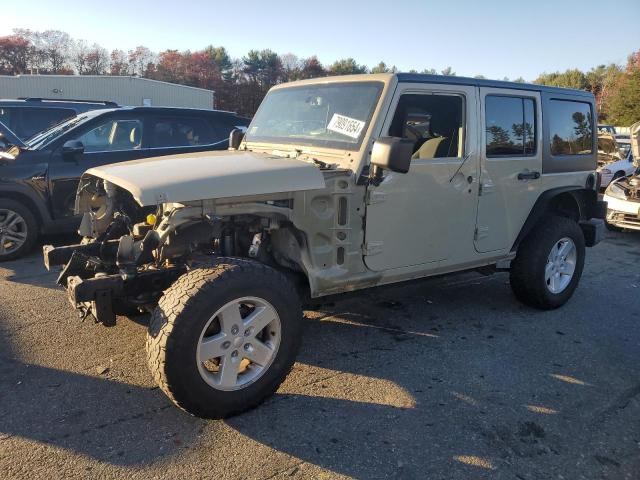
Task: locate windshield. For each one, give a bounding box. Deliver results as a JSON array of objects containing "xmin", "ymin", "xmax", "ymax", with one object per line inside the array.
[
  {"xmin": 25, "ymin": 110, "xmax": 105, "ymax": 150},
  {"xmin": 246, "ymin": 82, "xmax": 383, "ymax": 150}
]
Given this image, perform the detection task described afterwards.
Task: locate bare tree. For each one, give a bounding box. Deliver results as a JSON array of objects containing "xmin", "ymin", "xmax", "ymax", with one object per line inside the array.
[
  {"xmin": 279, "ymin": 53, "xmax": 303, "ymax": 81},
  {"xmin": 0, "ymin": 35, "xmax": 32, "ymax": 74},
  {"xmin": 128, "ymin": 46, "xmax": 155, "ymax": 77},
  {"xmin": 85, "ymin": 44, "xmax": 109, "ymax": 75},
  {"xmin": 110, "ymin": 49, "xmax": 128, "ymax": 75},
  {"xmin": 72, "ymin": 39, "xmax": 89, "ymax": 74},
  {"xmin": 14, "ymin": 28, "xmax": 72, "ymax": 73}
]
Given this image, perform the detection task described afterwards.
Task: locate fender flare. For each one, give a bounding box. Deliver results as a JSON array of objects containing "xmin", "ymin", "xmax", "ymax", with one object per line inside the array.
[{"xmin": 511, "ymin": 186, "xmax": 598, "ymax": 251}]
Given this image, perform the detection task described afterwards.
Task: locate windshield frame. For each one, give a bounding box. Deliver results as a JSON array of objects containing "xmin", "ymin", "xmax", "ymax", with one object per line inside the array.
[{"xmin": 245, "ymin": 81, "xmax": 385, "ymax": 151}]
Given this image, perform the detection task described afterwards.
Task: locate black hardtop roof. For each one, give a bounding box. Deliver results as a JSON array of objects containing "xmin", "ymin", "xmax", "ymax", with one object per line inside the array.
[{"xmin": 395, "ymin": 73, "xmax": 593, "ymax": 98}]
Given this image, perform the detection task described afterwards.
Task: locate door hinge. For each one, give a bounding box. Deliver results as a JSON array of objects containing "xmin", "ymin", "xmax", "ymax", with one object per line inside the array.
[
  {"xmin": 363, "ymin": 241, "xmax": 384, "ymax": 256},
  {"xmin": 366, "ymin": 189, "xmax": 386, "ymax": 205},
  {"xmin": 479, "ymin": 180, "xmax": 495, "ymax": 196},
  {"xmin": 474, "ymin": 226, "xmax": 489, "ymax": 241}
]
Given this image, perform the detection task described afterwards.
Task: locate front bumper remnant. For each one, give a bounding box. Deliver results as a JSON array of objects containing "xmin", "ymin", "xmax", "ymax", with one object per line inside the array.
[{"xmin": 65, "ymin": 266, "xmax": 187, "ymax": 326}]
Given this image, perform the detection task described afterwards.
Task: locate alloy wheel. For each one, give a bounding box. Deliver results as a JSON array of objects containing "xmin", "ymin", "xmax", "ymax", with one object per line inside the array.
[
  {"xmin": 196, "ymin": 296, "xmax": 281, "ymax": 391},
  {"xmin": 0, "ymin": 209, "xmax": 28, "ymax": 257},
  {"xmin": 545, "ymin": 237, "xmax": 577, "ymax": 294}
]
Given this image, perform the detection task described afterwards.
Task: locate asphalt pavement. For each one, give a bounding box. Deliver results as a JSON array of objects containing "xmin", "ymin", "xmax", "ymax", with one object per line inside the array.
[{"xmin": 0, "ymin": 231, "xmax": 639, "ymax": 479}]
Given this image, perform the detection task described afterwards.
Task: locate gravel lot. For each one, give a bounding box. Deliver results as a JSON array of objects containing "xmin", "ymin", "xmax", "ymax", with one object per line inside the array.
[{"xmin": 0, "ymin": 231, "xmax": 639, "ymax": 479}]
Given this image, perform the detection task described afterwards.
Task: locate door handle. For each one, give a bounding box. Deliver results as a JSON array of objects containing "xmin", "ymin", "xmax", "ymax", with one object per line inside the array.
[{"xmin": 517, "ymin": 171, "xmax": 540, "ymax": 180}]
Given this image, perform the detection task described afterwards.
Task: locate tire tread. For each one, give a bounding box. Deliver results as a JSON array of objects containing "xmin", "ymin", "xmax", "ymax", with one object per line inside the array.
[{"xmin": 146, "ymin": 257, "xmax": 301, "ymax": 417}]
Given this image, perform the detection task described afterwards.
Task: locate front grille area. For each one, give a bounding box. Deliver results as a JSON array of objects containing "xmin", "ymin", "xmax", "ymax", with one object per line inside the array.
[{"xmin": 608, "ymin": 210, "xmax": 640, "ymax": 229}]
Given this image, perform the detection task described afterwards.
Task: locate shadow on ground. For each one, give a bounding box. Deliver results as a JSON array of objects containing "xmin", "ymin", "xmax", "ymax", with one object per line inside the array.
[{"xmin": 0, "ymin": 231, "xmax": 638, "ymax": 478}]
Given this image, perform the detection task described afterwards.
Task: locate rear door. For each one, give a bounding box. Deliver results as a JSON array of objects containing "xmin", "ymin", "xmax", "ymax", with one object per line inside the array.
[
  {"xmin": 474, "ymin": 89, "xmax": 542, "ymax": 253},
  {"xmin": 47, "ymin": 112, "xmax": 150, "ymax": 219}
]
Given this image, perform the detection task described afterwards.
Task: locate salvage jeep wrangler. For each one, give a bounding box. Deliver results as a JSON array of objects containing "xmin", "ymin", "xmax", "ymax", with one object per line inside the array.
[{"xmin": 44, "ymin": 74, "xmax": 606, "ymax": 418}]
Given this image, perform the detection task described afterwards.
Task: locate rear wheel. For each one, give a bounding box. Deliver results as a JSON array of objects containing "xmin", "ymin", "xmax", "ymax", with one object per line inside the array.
[
  {"xmin": 146, "ymin": 258, "xmax": 302, "ymax": 418},
  {"xmin": 510, "ymin": 215, "xmax": 585, "ymax": 309},
  {"xmin": 0, "ymin": 199, "xmax": 38, "ymax": 262}
]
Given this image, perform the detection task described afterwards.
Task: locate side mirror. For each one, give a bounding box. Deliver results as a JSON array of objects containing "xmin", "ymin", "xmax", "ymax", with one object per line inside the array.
[
  {"xmin": 229, "ymin": 129, "xmax": 244, "ymax": 150},
  {"xmin": 62, "ymin": 140, "xmax": 84, "ymax": 160},
  {"xmin": 370, "ymin": 137, "xmax": 414, "ymax": 175}
]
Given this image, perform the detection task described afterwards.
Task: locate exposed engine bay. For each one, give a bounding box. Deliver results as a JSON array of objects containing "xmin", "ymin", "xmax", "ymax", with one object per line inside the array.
[
  {"xmin": 44, "ymin": 176, "xmax": 303, "ymax": 326},
  {"xmin": 608, "ymin": 175, "xmax": 640, "ymax": 201}
]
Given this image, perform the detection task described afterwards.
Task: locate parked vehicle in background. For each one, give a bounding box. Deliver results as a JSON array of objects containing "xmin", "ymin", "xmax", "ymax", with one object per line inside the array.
[
  {"xmin": 0, "ymin": 106, "xmax": 249, "ymax": 260},
  {"xmin": 597, "ymin": 133, "xmax": 635, "ymax": 188},
  {"xmin": 0, "ymin": 98, "xmax": 118, "ymax": 144},
  {"xmin": 44, "ymin": 73, "xmax": 605, "ymax": 419},
  {"xmin": 616, "ymin": 136, "xmax": 633, "ymax": 163},
  {"xmin": 603, "ymin": 175, "xmax": 640, "ymax": 231},
  {"xmin": 604, "ymin": 122, "xmax": 640, "ymax": 230},
  {"xmin": 598, "ymin": 124, "xmax": 617, "ymax": 135}
]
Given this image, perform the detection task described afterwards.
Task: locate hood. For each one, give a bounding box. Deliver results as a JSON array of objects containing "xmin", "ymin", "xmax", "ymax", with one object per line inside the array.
[
  {"xmin": 607, "ymin": 174, "xmax": 640, "ymax": 201},
  {"xmin": 84, "ymin": 150, "xmax": 326, "ymax": 206},
  {"xmin": 0, "ymin": 121, "xmax": 27, "ymax": 149}
]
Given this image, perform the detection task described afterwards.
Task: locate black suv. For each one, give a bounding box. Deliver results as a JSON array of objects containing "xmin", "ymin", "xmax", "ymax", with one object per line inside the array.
[
  {"xmin": 0, "ymin": 98, "xmax": 118, "ymax": 143},
  {"xmin": 0, "ymin": 106, "xmax": 249, "ymax": 260}
]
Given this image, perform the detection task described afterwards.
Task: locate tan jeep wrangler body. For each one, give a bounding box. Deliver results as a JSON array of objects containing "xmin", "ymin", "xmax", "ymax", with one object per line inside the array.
[{"xmin": 44, "ymin": 74, "xmax": 606, "ymax": 418}]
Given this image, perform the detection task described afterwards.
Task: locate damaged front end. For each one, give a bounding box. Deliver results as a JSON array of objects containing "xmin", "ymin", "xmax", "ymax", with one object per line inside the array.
[
  {"xmin": 603, "ymin": 175, "xmax": 640, "ymax": 231},
  {"xmin": 43, "ymin": 176, "xmax": 186, "ymax": 325},
  {"xmin": 43, "ymin": 173, "xmax": 300, "ymax": 326}
]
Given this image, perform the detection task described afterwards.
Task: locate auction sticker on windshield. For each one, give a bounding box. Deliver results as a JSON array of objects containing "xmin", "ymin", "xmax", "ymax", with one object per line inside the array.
[{"xmin": 327, "ymin": 114, "xmax": 366, "ymax": 139}]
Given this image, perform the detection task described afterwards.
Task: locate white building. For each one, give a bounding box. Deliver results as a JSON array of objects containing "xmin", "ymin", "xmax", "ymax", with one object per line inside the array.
[{"xmin": 0, "ymin": 75, "xmax": 214, "ymax": 109}]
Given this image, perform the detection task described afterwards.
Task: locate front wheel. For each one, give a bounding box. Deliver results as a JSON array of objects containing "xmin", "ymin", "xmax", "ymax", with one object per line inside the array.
[
  {"xmin": 146, "ymin": 258, "xmax": 302, "ymax": 418},
  {"xmin": 510, "ymin": 216, "xmax": 585, "ymax": 310}
]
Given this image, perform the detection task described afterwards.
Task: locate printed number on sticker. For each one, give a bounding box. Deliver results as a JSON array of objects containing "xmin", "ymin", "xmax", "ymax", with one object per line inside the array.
[{"xmin": 327, "ymin": 114, "xmax": 365, "ymax": 139}]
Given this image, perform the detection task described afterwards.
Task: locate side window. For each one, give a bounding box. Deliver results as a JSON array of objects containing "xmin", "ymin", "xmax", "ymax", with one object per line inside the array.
[
  {"xmin": 485, "ymin": 96, "xmax": 536, "ymax": 157},
  {"xmin": 548, "ymin": 100, "xmax": 593, "ymax": 156},
  {"xmin": 76, "ymin": 119, "xmax": 143, "ymax": 153},
  {"xmin": 150, "ymin": 117, "xmax": 216, "ymax": 148},
  {"xmin": 388, "ymin": 94, "xmax": 464, "ymax": 159}
]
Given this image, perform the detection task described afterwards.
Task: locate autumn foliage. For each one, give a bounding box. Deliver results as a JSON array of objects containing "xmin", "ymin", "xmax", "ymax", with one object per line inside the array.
[{"xmin": 0, "ymin": 29, "xmax": 637, "ymax": 122}]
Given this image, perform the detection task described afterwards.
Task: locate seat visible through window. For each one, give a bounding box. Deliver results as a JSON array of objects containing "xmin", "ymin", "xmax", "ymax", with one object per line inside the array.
[{"xmin": 389, "ymin": 94, "xmax": 463, "ymax": 159}]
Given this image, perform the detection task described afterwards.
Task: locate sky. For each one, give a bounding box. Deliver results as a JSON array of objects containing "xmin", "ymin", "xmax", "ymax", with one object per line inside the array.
[{"xmin": 2, "ymin": 0, "xmax": 639, "ymax": 80}]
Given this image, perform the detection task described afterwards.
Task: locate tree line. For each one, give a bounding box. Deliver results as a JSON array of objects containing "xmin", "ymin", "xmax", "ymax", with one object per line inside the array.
[{"xmin": 0, "ymin": 29, "xmax": 638, "ymax": 124}]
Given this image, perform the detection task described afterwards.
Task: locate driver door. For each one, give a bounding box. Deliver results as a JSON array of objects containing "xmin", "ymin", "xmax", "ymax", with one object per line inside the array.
[{"xmin": 364, "ymin": 83, "xmax": 479, "ymax": 272}]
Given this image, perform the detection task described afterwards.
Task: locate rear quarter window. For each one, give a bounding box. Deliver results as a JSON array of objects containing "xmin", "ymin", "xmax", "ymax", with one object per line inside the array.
[{"xmin": 548, "ymin": 100, "xmax": 593, "ymax": 156}]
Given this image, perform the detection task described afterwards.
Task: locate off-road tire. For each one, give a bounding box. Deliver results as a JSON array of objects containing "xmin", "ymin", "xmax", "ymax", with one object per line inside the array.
[
  {"xmin": 146, "ymin": 258, "xmax": 302, "ymax": 418},
  {"xmin": 510, "ymin": 215, "xmax": 585, "ymax": 310},
  {"xmin": 0, "ymin": 198, "xmax": 38, "ymax": 262}
]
